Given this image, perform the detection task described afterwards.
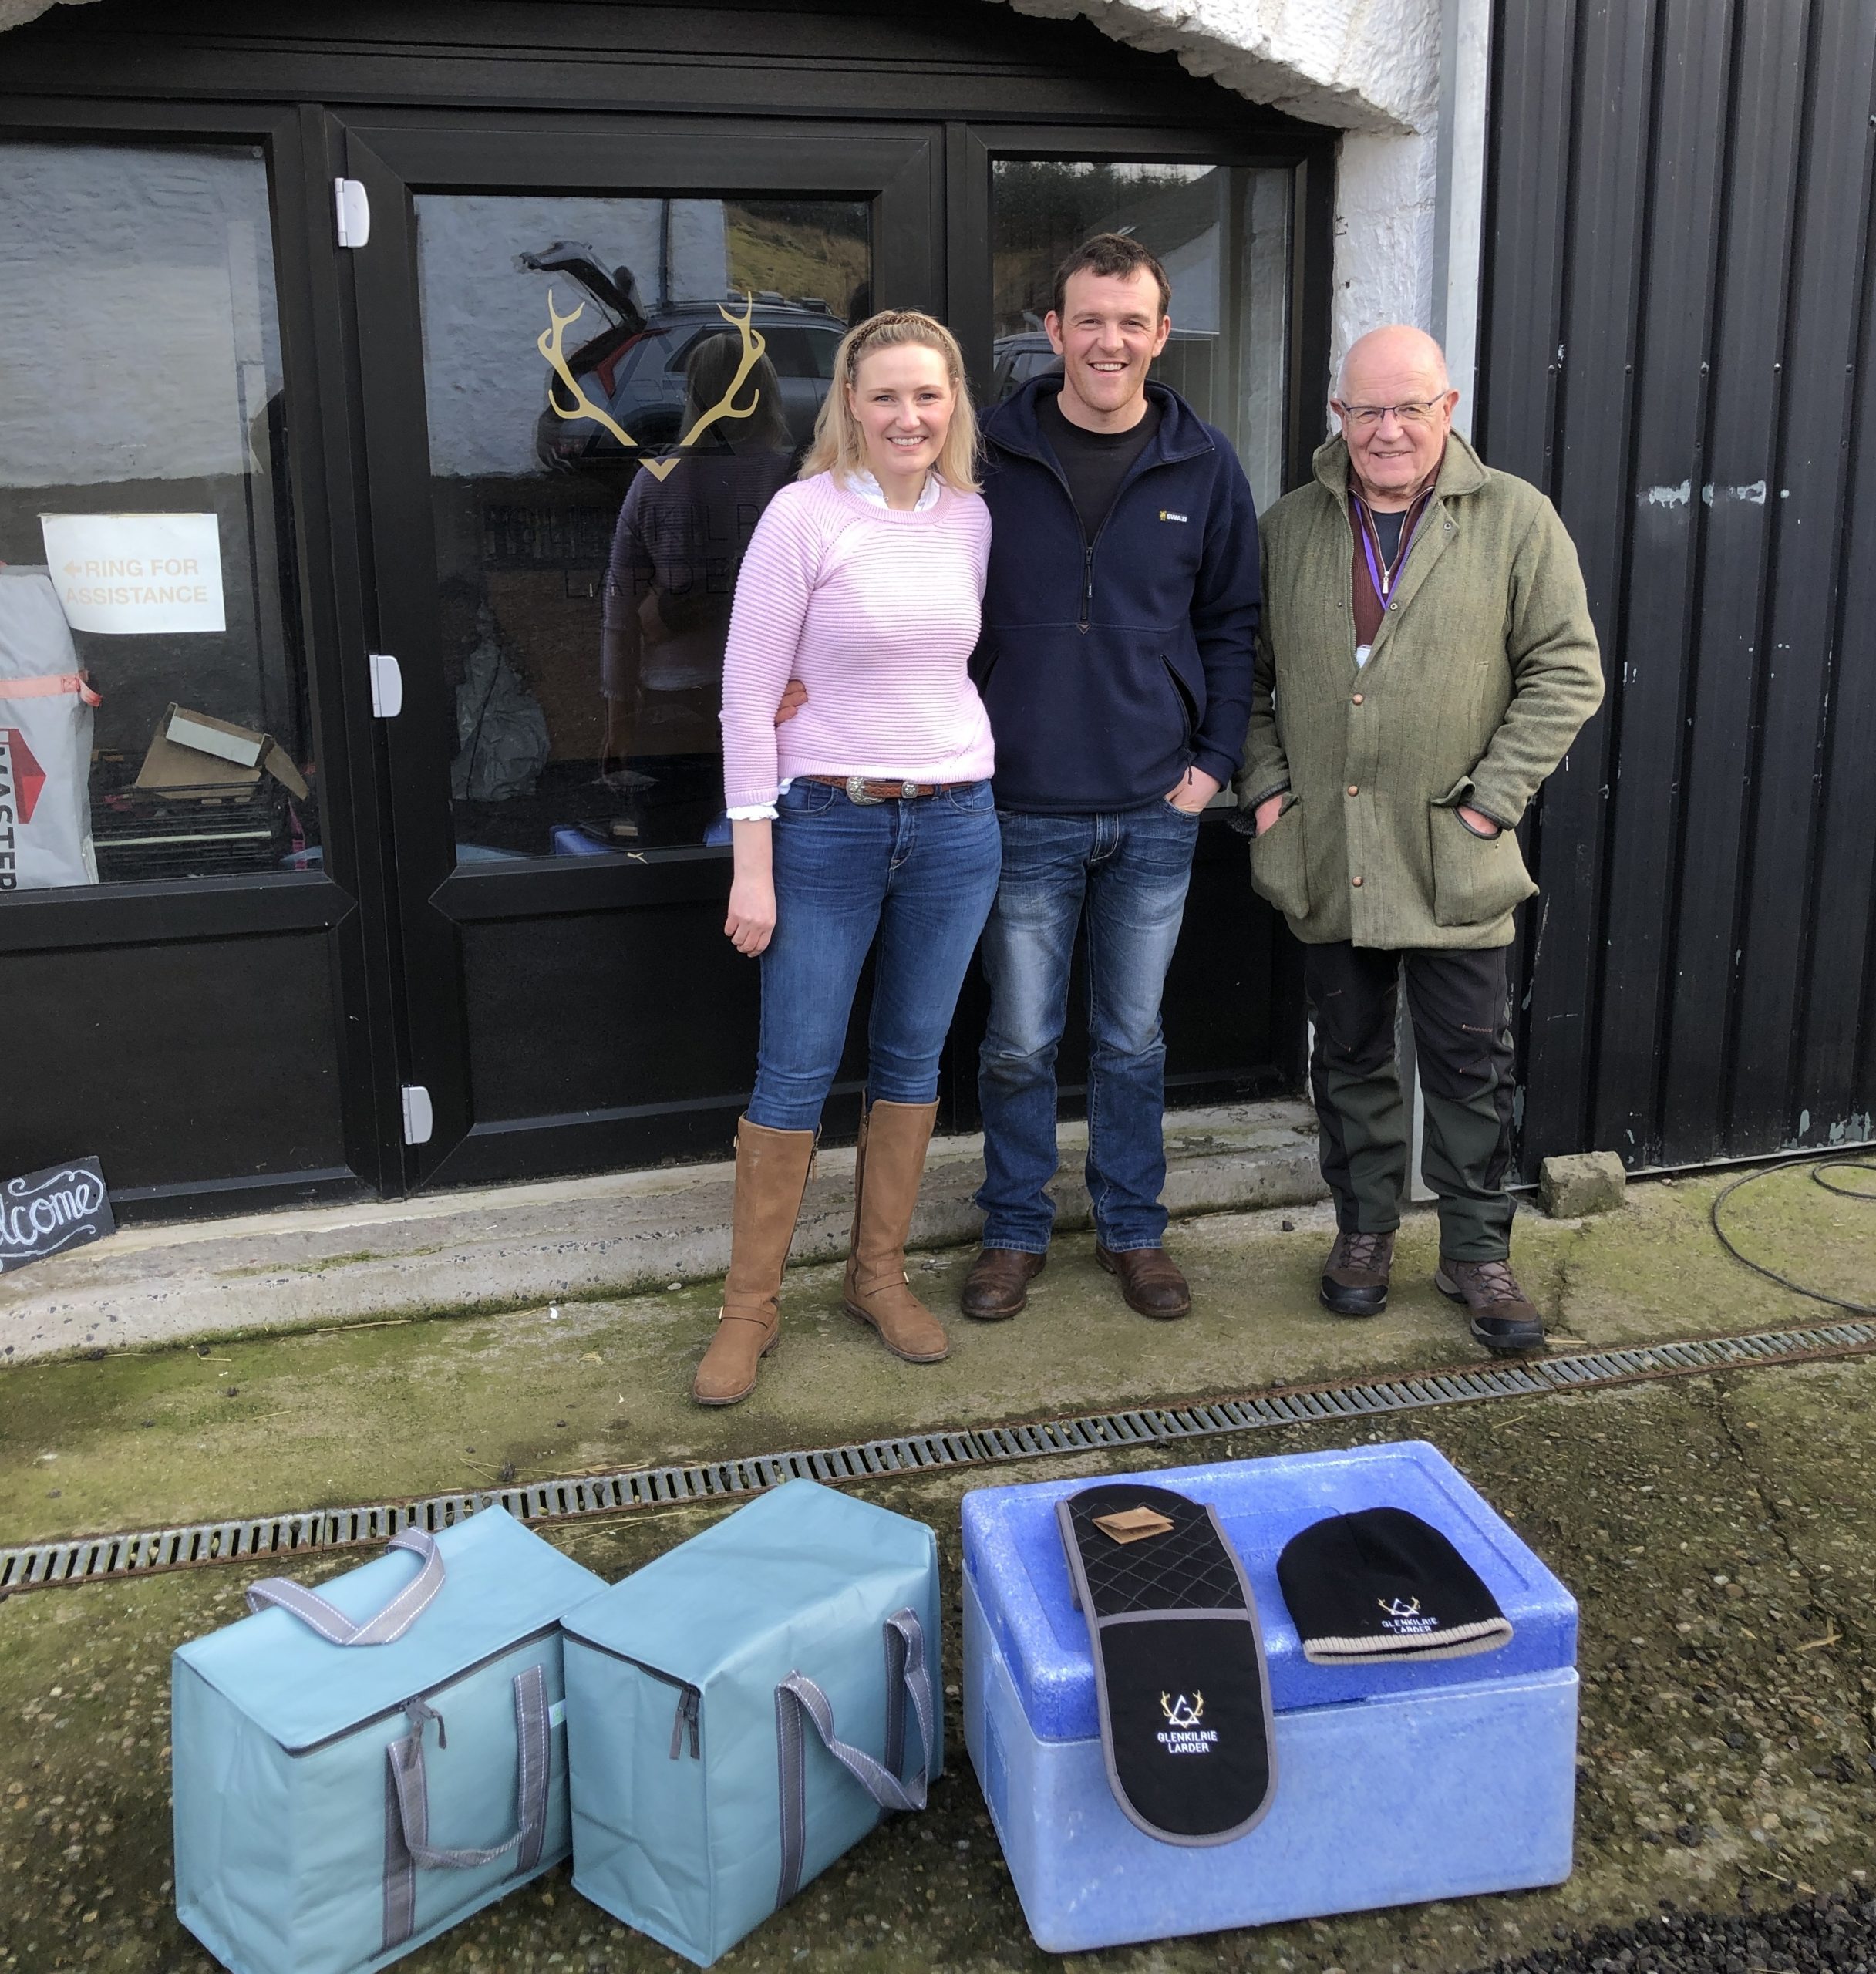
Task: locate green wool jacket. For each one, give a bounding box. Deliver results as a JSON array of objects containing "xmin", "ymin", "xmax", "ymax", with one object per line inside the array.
[{"xmin": 1234, "ymin": 432, "xmax": 1603, "ymax": 949}]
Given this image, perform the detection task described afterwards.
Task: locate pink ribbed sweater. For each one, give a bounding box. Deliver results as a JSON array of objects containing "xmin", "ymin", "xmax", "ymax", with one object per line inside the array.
[{"xmin": 719, "ymin": 472, "xmax": 995, "ymax": 810}]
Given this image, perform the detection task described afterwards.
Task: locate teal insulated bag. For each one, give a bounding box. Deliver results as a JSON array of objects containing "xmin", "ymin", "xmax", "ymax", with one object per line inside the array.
[
  {"xmin": 172, "ymin": 1507, "xmax": 603, "ymax": 1974},
  {"xmin": 563, "ymin": 1479, "xmax": 941, "ymax": 1967}
]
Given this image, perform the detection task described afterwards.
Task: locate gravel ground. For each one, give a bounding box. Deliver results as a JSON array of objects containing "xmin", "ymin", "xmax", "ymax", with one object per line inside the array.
[
  {"xmin": 5, "ymin": 1347, "xmax": 1874, "ymax": 1972},
  {"xmin": 1476, "ymin": 1891, "xmax": 1876, "ymax": 1972}
]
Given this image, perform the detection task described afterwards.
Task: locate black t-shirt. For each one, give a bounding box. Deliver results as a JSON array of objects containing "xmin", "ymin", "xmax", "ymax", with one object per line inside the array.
[{"xmin": 1039, "ymin": 392, "xmax": 1161, "ymax": 541}]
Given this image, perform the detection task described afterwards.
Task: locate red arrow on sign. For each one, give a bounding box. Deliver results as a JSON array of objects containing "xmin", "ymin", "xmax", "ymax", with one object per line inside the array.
[{"xmin": 1, "ymin": 728, "xmax": 46, "ymax": 824}]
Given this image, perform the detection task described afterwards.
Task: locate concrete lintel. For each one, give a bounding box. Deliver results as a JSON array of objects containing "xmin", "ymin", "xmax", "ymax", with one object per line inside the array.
[{"xmin": 996, "ymin": 0, "xmax": 1438, "ymax": 134}]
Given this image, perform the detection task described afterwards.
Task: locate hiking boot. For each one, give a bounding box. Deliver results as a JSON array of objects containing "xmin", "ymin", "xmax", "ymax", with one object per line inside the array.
[
  {"xmin": 1096, "ymin": 1245, "xmax": 1192, "ymax": 1320},
  {"xmin": 843, "ymin": 1100, "xmax": 950, "ymax": 1363},
  {"xmin": 1436, "ymin": 1256, "xmax": 1546, "ymax": 1356},
  {"xmin": 692, "ymin": 1119, "xmax": 817, "ymax": 1406},
  {"xmin": 1319, "ymin": 1228, "xmax": 1395, "ymax": 1318},
  {"xmin": 960, "ymin": 1247, "xmax": 1046, "ymax": 1321}
]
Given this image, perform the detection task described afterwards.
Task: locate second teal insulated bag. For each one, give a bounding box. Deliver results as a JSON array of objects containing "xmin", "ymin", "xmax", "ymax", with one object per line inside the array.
[
  {"xmin": 563, "ymin": 1478, "xmax": 941, "ymax": 1966},
  {"xmin": 172, "ymin": 1507, "xmax": 604, "ymax": 1974}
]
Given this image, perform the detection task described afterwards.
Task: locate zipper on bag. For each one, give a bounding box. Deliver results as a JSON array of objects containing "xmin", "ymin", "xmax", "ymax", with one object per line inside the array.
[
  {"xmin": 285, "ymin": 1620, "xmax": 561, "ymax": 1758},
  {"xmin": 575, "ymin": 1635, "xmax": 703, "ymax": 1762},
  {"xmin": 668, "ymin": 1684, "xmax": 702, "ymax": 1761}
]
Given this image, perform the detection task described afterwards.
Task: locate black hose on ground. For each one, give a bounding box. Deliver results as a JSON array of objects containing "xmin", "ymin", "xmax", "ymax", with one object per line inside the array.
[{"xmin": 1710, "ymin": 1156, "xmax": 1876, "ymax": 1317}]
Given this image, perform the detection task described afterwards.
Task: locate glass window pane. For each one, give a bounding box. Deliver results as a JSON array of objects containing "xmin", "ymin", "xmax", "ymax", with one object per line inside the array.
[
  {"xmin": 0, "ymin": 142, "xmax": 315, "ymax": 890},
  {"xmin": 990, "ymin": 160, "xmax": 1290, "ymax": 510},
  {"xmin": 414, "ymin": 194, "xmax": 868, "ymax": 865}
]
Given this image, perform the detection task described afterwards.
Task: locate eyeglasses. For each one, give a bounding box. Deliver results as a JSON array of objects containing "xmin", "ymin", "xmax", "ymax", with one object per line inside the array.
[{"xmin": 1334, "ymin": 399, "xmax": 1444, "ymax": 429}]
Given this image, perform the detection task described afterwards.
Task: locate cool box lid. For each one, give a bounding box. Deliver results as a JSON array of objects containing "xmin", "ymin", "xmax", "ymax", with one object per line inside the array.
[
  {"xmin": 962, "ymin": 1442, "xmax": 1576, "ymax": 1744},
  {"xmin": 175, "ymin": 1506, "xmax": 602, "ymax": 1752}
]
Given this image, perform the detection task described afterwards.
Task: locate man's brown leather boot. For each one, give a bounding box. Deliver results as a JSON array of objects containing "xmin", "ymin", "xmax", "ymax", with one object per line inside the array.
[
  {"xmin": 1436, "ymin": 1255, "xmax": 1545, "ymax": 1356},
  {"xmin": 842, "ymin": 1099, "xmax": 950, "ymax": 1363},
  {"xmin": 1319, "ymin": 1228, "xmax": 1396, "ymax": 1317},
  {"xmin": 691, "ymin": 1118, "xmax": 817, "ymax": 1406},
  {"xmin": 1095, "ymin": 1245, "xmax": 1192, "ymax": 1319},
  {"xmin": 961, "ymin": 1247, "xmax": 1046, "ymax": 1320}
]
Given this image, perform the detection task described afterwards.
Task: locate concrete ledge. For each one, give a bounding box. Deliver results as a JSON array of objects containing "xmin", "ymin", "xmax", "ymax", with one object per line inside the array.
[{"xmin": 0, "ymin": 1101, "xmax": 1323, "ymax": 1363}]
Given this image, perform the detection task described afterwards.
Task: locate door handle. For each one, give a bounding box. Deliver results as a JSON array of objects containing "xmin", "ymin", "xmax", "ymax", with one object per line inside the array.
[{"xmin": 369, "ymin": 652, "xmax": 403, "ymax": 719}]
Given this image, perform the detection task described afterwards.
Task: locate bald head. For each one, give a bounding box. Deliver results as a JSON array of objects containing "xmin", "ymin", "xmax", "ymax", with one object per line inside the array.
[
  {"xmin": 1336, "ymin": 325, "xmax": 1452, "ymax": 403},
  {"xmin": 1332, "ymin": 326, "xmax": 1459, "ymax": 507}
]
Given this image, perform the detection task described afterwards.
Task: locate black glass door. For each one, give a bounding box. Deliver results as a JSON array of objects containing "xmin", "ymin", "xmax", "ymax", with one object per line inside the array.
[{"xmin": 342, "ymin": 116, "xmax": 941, "ymax": 1187}]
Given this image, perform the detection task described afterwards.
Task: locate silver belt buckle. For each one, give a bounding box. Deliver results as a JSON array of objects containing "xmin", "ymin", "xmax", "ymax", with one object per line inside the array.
[{"xmin": 846, "ymin": 774, "xmax": 883, "ymax": 805}]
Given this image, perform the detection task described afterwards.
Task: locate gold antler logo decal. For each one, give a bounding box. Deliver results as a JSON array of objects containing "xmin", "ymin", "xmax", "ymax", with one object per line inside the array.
[{"xmin": 537, "ymin": 289, "xmax": 769, "ymax": 483}]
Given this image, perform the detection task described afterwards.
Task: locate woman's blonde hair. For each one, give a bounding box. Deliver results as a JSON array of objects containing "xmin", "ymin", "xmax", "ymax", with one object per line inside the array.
[{"xmin": 799, "ymin": 308, "xmax": 980, "ymax": 494}]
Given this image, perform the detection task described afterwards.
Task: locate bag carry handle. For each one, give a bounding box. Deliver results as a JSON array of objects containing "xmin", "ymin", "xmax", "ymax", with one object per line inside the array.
[
  {"xmin": 245, "ymin": 1527, "xmax": 445, "ymax": 1646},
  {"xmin": 381, "ymin": 1662, "xmax": 552, "ymax": 1951},
  {"xmin": 773, "ymin": 1608, "xmax": 933, "ymax": 1908}
]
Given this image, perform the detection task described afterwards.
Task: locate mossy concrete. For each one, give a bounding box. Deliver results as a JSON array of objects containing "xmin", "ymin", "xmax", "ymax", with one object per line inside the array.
[
  {"xmin": 3, "ymin": 1359, "xmax": 1874, "ymax": 1973},
  {"xmin": 0, "ymin": 1167, "xmax": 1866, "ymax": 1551},
  {"xmin": 1, "ymin": 1160, "xmax": 1871, "ymax": 1970}
]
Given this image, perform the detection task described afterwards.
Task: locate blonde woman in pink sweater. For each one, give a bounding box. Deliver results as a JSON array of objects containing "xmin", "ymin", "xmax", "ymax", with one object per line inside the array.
[{"xmin": 693, "ymin": 311, "xmax": 999, "ymax": 1407}]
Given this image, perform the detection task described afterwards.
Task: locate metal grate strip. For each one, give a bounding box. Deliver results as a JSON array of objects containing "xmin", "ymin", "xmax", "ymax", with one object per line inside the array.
[{"xmin": 4, "ymin": 1317, "xmax": 1872, "ymax": 1595}]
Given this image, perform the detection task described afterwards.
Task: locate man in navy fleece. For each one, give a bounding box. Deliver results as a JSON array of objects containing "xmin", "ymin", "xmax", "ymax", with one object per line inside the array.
[{"xmin": 960, "ymin": 233, "xmax": 1260, "ymax": 1323}]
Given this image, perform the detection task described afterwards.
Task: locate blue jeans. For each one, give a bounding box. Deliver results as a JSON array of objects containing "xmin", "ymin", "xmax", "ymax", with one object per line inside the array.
[
  {"xmin": 747, "ymin": 780, "xmax": 1002, "ymax": 1132},
  {"xmin": 975, "ymin": 800, "xmax": 1201, "ymax": 1252}
]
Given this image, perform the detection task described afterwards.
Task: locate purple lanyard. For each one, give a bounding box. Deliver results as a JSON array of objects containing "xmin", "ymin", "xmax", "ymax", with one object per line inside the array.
[{"xmin": 1354, "ymin": 491, "xmax": 1432, "ymax": 603}]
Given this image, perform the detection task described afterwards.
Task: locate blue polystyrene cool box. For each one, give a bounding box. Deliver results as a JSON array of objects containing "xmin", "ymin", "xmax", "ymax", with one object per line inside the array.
[{"xmin": 962, "ymin": 1442, "xmax": 1578, "ymax": 1953}]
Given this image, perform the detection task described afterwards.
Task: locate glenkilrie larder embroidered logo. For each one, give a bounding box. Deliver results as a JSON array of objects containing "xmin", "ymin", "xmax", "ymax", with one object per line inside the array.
[
  {"xmin": 1378, "ymin": 1595, "xmax": 1439, "ymax": 1636},
  {"xmin": 1157, "ymin": 1692, "xmax": 1218, "ymax": 1755}
]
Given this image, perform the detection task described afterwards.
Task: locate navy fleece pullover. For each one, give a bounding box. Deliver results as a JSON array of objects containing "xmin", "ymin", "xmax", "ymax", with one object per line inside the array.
[{"xmin": 972, "ymin": 377, "xmax": 1261, "ymax": 814}]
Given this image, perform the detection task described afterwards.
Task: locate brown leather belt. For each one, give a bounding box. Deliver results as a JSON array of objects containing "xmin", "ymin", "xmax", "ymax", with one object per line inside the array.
[{"xmin": 802, "ymin": 774, "xmax": 975, "ymax": 803}]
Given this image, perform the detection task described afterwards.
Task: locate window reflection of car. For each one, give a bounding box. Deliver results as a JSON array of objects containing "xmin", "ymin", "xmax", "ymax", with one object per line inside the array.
[
  {"xmin": 990, "ymin": 325, "xmax": 1217, "ymax": 403},
  {"xmin": 525, "ymin": 245, "xmax": 844, "ymax": 471}
]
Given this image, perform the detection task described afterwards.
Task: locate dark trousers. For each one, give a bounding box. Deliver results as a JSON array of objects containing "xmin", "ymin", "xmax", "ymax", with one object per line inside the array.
[{"xmin": 1304, "ymin": 941, "xmax": 1517, "ymax": 1262}]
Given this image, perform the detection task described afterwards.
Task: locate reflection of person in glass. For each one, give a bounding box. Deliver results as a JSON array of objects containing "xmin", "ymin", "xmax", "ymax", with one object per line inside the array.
[
  {"xmin": 692, "ymin": 312, "xmax": 999, "ymax": 1408},
  {"xmin": 598, "ymin": 332, "xmax": 793, "ymax": 837}
]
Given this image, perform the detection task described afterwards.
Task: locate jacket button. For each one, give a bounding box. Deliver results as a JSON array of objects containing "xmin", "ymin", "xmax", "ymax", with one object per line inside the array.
[
  {"xmin": 1352, "ymin": 875, "xmax": 1364, "ymax": 887},
  {"xmin": 1352, "ymin": 693, "xmax": 1364, "ymax": 705},
  {"xmin": 1346, "ymin": 784, "xmax": 1359, "ymax": 797}
]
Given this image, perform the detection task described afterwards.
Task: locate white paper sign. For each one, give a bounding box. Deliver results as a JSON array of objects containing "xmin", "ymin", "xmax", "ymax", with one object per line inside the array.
[{"xmin": 39, "ymin": 512, "xmax": 226, "ymax": 635}]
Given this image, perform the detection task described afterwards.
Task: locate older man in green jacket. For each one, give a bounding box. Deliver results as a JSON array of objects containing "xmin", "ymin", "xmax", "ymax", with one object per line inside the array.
[{"xmin": 1236, "ymin": 325, "xmax": 1602, "ymax": 1355}]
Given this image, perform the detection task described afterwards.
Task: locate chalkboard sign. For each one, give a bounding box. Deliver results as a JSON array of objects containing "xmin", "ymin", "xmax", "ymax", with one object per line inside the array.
[{"xmin": 0, "ymin": 1157, "xmax": 114, "ymax": 1272}]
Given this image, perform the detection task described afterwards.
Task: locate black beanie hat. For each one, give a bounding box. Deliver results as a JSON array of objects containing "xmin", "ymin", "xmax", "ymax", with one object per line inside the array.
[{"xmin": 1276, "ymin": 1507, "xmax": 1513, "ymax": 1664}]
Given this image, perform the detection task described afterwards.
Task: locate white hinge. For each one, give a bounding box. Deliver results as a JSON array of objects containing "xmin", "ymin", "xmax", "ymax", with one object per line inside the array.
[
  {"xmin": 401, "ymin": 1084, "xmax": 434, "ymax": 1147},
  {"xmin": 334, "ymin": 177, "xmax": 371, "ymax": 248},
  {"xmin": 368, "ymin": 652, "xmax": 403, "ymax": 719}
]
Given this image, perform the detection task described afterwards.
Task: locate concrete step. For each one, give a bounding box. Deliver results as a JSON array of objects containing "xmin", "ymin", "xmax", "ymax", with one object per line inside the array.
[{"xmin": 0, "ymin": 1100, "xmax": 1324, "ymax": 1363}]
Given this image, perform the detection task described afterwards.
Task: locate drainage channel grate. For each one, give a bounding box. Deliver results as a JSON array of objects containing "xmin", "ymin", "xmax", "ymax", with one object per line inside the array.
[{"xmin": 5, "ymin": 1318, "xmax": 1873, "ymax": 1595}]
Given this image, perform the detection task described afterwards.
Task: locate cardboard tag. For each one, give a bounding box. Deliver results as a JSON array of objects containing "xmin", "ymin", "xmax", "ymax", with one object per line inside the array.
[
  {"xmin": 1093, "ymin": 1505, "xmax": 1177, "ymax": 1545},
  {"xmin": 0, "ymin": 1157, "xmax": 114, "ymax": 1272}
]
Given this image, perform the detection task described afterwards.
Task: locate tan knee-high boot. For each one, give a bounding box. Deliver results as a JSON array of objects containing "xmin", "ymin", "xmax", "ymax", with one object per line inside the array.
[
  {"xmin": 692, "ymin": 1118, "xmax": 817, "ymax": 1406},
  {"xmin": 842, "ymin": 1099, "xmax": 949, "ymax": 1363}
]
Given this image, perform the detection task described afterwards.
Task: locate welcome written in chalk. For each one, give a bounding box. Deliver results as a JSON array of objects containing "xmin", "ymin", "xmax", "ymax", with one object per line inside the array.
[{"xmin": 0, "ymin": 1157, "xmax": 115, "ymax": 1272}]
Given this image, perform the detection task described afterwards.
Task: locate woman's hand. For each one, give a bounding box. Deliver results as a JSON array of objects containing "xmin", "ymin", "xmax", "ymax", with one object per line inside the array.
[
  {"xmin": 725, "ymin": 818, "xmax": 776, "ymax": 956},
  {"xmin": 726, "ymin": 874, "xmax": 776, "ymax": 955}
]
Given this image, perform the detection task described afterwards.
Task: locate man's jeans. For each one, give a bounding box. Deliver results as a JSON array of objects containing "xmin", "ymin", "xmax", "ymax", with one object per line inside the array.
[
  {"xmin": 747, "ymin": 779, "xmax": 1002, "ymax": 1132},
  {"xmin": 975, "ymin": 800, "xmax": 1201, "ymax": 1253}
]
